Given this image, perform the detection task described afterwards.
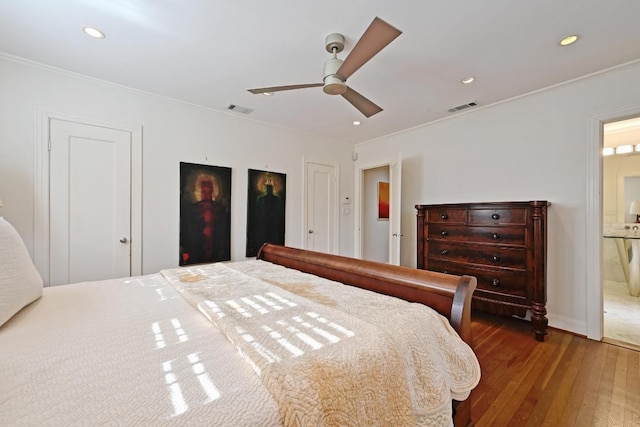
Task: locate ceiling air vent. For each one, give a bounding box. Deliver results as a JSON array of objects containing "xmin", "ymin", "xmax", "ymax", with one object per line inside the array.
[
  {"xmin": 226, "ymin": 104, "xmax": 254, "ymax": 114},
  {"xmin": 448, "ymin": 101, "xmax": 478, "ymax": 113}
]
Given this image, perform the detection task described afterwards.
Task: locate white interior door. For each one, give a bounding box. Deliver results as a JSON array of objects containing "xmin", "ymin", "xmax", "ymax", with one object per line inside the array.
[
  {"xmin": 49, "ymin": 119, "xmax": 132, "ymax": 285},
  {"xmin": 354, "ymin": 154, "xmax": 402, "ymax": 263},
  {"xmin": 389, "ymin": 153, "xmax": 402, "ymax": 265},
  {"xmin": 305, "ymin": 161, "xmax": 336, "ymax": 254}
]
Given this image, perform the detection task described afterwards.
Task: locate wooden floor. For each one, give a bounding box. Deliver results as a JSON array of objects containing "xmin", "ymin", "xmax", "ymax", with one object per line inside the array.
[{"xmin": 470, "ymin": 312, "xmax": 640, "ymax": 426}]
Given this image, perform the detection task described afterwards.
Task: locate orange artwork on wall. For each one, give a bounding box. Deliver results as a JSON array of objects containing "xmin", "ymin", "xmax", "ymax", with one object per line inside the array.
[{"xmin": 378, "ymin": 181, "xmax": 389, "ymax": 220}]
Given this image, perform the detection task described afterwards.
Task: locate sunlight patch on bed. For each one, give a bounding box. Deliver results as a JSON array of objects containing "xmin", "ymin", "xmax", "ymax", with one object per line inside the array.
[
  {"xmin": 290, "ymin": 316, "xmax": 340, "ymax": 344},
  {"xmin": 236, "ymin": 326, "xmax": 280, "ymax": 367},
  {"xmin": 171, "ymin": 318, "xmax": 189, "ymax": 343},
  {"xmin": 306, "ymin": 312, "xmax": 355, "ymax": 337},
  {"xmin": 202, "ymin": 300, "xmax": 225, "ymax": 319},
  {"xmin": 188, "ymin": 353, "xmax": 220, "ymax": 403},
  {"xmin": 162, "ymin": 354, "xmax": 222, "ymax": 418},
  {"xmin": 266, "ymin": 292, "xmax": 297, "ymax": 307},
  {"xmin": 163, "ymin": 360, "xmax": 188, "ymax": 417},
  {"xmin": 136, "ymin": 275, "xmax": 165, "ymax": 288},
  {"xmin": 226, "ymin": 299, "xmax": 252, "ymax": 317},
  {"xmin": 276, "ymin": 319, "xmax": 324, "ymax": 350},
  {"xmin": 197, "ymin": 305, "xmax": 213, "ymax": 322},
  {"xmin": 152, "ymin": 322, "xmax": 166, "ymax": 349},
  {"xmin": 241, "ymin": 296, "xmax": 269, "ymax": 314},
  {"xmin": 261, "ymin": 325, "xmax": 304, "ymax": 357},
  {"xmin": 253, "ymin": 294, "xmax": 283, "ymax": 310}
]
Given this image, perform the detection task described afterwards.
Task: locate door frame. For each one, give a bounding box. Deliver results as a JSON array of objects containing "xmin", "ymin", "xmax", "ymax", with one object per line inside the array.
[
  {"xmin": 354, "ymin": 155, "xmax": 401, "ymax": 262},
  {"xmin": 302, "ymin": 158, "xmax": 340, "ymax": 254},
  {"xmin": 34, "ymin": 106, "xmax": 143, "ymax": 285},
  {"xmin": 587, "ymin": 103, "xmax": 640, "ymax": 340},
  {"xmin": 359, "ymin": 165, "xmax": 390, "ymax": 262}
]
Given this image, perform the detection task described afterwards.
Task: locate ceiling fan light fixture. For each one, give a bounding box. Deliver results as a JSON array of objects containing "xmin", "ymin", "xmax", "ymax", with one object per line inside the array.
[
  {"xmin": 323, "ymin": 77, "xmax": 347, "ymax": 95},
  {"xmin": 323, "ymin": 58, "xmax": 347, "ymax": 95},
  {"xmin": 262, "ymin": 92, "xmax": 274, "ymax": 96}
]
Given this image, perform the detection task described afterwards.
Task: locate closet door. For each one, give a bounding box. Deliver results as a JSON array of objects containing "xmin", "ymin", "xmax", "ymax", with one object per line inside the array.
[
  {"xmin": 305, "ymin": 161, "xmax": 337, "ymax": 254},
  {"xmin": 49, "ymin": 119, "xmax": 132, "ymax": 285}
]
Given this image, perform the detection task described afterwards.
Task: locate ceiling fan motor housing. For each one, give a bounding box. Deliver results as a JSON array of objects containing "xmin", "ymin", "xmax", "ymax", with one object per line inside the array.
[
  {"xmin": 323, "ymin": 57, "xmax": 346, "ymax": 95},
  {"xmin": 325, "ymin": 33, "xmax": 345, "ymax": 54}
]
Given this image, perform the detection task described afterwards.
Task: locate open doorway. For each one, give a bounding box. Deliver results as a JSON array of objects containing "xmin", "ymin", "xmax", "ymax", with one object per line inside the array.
[
  {"xmin": 601, "ymin": 116, "xmax": 640, "ymax": 350},
  {"xmin": 362, "ymin": 166, "xmax": 390, "ymax": 262},
  {"xmin": 354, "ymin": 154, "xmax": 402, "ymax": 265}
]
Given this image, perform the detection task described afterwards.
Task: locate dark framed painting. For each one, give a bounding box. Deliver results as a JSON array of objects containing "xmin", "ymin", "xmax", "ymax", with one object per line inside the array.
[
  {"xmin": 378, "ymin": 181, "xmax": 390, "ymax": 220},
  {"xmin": 179, "ymin": 162, "xmax": 231, "ymax": 265},
  {"xmin": 246, "ymin": 169, "xmax": 286, "ymax": 257}
]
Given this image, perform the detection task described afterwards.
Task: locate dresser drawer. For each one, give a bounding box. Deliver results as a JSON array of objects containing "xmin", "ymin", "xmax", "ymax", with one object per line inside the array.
[
  {"xmin": 428, "ymin": 241, "xmax": 527, "ymax": 269},
  {"xmin": 427, "ymin": 224, "xmax": 526, "ymax": 245},
  {"xmin": 425, "ymin": 208, "xmax": 467, "ymax": 224},
  {"xmin": 469, "ymin": 208, "xmax": 527, "ymax": 225},
  {"xmin": 427, "ymin": 260, "xmax": 527, "ymax": 297}
]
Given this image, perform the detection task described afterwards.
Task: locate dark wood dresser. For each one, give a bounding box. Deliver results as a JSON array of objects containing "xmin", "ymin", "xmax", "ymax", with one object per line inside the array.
[{"xmin": 416, "ymin": 201, "xmax": 549, "ymax": 341}]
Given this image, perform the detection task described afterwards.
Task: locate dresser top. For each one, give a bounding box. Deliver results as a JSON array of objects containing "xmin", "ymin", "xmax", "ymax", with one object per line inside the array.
[{"xmin": 416, "ymin": 201, "xmax": 549, "ymax": 209}]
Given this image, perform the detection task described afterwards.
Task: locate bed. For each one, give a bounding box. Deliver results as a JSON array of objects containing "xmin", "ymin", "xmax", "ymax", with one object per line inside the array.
[{"xmin": 0, "ymin": 216, "xmax": 480, "ymax": 427}]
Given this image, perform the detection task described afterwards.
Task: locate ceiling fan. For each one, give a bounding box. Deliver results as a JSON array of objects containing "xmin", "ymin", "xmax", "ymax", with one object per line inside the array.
[{"xmin": 247, "ymin": 17, "xmax": 402, "ymax": 118}]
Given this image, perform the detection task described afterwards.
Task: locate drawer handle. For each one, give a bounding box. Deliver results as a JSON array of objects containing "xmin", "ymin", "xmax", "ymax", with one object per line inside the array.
[
  {"xmin": 440, "ymin": 213, "xmax": 448, "ymax": 220},
  {"xmin": 492, "ymin": 233, "xmax": 500, "ymax": 240},
  {"xmin": 491, "ymin": 213, "xmax": 500, "ymax": 220},
  {"xmin": 491, "ymin": 278, "xmax": 500, "ymax": 287},
  {"xmin": 441, "ymin": 230, "xmax": 448, "ymax": 236},
  {"xmin": 492, "ymin": 255, "xmax": 500, "ymax": 262},
  {"xmin": 441, "ymin": 249, "xmax": 449, "ymax": 255}
]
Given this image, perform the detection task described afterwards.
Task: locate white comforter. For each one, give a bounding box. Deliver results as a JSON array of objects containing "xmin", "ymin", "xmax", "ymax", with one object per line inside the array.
[
  {"xmin": 1, "ymin": 273, "xmax": 280, "ymax": 426},
  {"xmin": 0, "ymin": 260, "xmax": 480, "ymax": 426}
]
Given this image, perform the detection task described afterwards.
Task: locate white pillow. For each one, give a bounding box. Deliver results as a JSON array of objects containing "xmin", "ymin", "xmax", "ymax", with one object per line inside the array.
[{"xmin": 0, "ymin": 217, "xmax": 43, "ymax": 326}]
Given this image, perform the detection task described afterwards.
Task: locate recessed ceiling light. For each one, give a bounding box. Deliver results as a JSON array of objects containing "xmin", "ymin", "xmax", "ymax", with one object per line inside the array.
[
  {"xmin": 82, "ymin": 26, "xmax": 105, "ymax": 39},
  {"xmin": 559, "ymin": 34, "xmax": 580, "ymax": 46},
  {"xmin": 461, "ymin": 76, "xmax": 475, "ymax": 84},
  {"xmin": 353, "ymin": 121, "xmax": 361, "ymax": 126},
  {"xmin": 262, "ymin": 92, "xmax": 274, "ymax": 96}
]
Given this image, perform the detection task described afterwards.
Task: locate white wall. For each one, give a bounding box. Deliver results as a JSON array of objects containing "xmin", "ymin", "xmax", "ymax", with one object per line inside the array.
[
  {"xmin": 0, "ymin": 55, "xmax": 355, "ymax": 274},
  {"xmin": 362, "ymin": 166, "xmax": 389, "ymax": 262},
  {"xmin": 355, "ymin": 60, "xmax": 640, "ymax": 336}
]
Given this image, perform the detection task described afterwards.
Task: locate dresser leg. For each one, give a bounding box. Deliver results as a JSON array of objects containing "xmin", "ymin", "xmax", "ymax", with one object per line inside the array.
[{"xmin": 531, "ymin": 302, "xmax": 548, "ymax": 342}]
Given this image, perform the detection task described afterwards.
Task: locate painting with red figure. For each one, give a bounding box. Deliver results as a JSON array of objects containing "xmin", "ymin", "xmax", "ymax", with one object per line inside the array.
[{"xmin": 179, "ymin": 162, "xmax": 231, "ymax": 265}]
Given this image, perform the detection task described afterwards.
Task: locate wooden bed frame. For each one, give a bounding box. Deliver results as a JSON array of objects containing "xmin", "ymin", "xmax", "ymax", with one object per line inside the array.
[{"xmin": 257, "ymin": 243, "xmax": 478, "ymax": 427}]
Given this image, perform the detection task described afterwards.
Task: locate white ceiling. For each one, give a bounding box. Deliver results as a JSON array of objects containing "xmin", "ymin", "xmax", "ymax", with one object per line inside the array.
[{"xmin": 2, "ymin": 1, "xmax": 640, "ymax": 144}]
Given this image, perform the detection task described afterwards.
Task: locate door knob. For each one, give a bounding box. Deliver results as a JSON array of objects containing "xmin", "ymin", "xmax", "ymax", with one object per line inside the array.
[
  {"xmin": 308, "ymin": 230, "xmax": 314, "ymax": 234},
  {"xmin": 119, "ymin": 237, "xmax": 128, "ymax": 243}
]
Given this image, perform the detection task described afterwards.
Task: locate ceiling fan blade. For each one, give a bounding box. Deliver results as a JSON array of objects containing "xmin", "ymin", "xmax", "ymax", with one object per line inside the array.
[
  {"xmin": 336, "ymin": 17, "xmax": 402, "ymax": 80},
  {"xmin": 247, "ymin": 83, "xmax": 323, "ymax": 94},
  {"xmin": 341, "ymin": 86, "xmax": 383, "ymax": 118}
]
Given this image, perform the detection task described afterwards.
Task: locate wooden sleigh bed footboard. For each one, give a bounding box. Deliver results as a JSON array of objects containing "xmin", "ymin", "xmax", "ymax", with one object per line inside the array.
[{"xmin": 257, "ymin": 243, "xmax": 478, "ymax": 427}]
